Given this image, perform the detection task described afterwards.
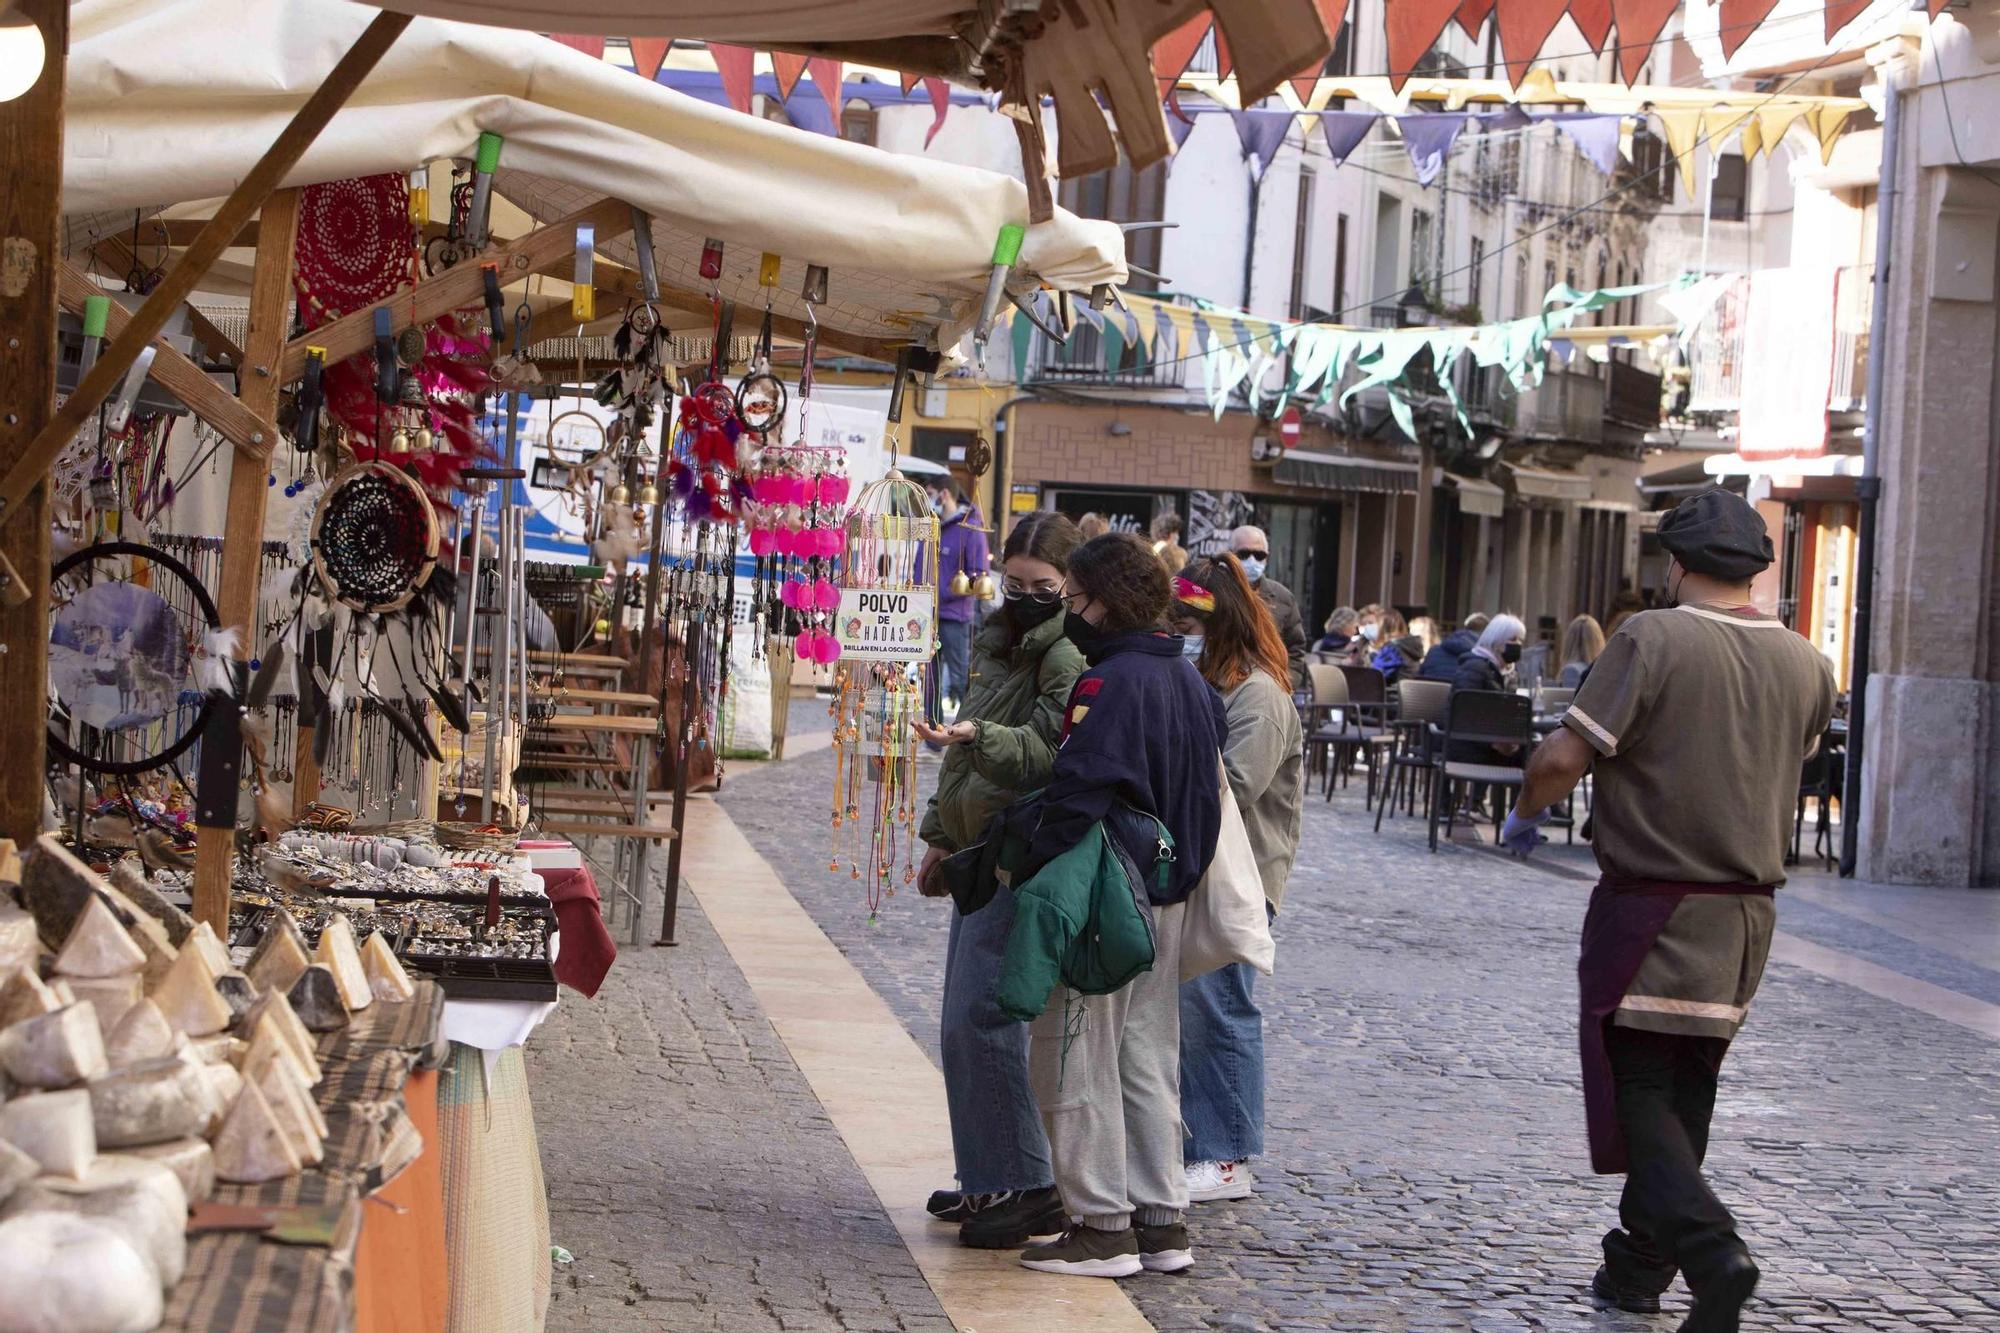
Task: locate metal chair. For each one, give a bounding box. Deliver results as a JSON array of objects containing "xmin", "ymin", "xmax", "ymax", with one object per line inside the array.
[
  {"xmin": 1333, "ymin": 665, "xmax": 1394, "ymax": 806},
  {"xmin": 1428, "ymin": 690, "xmax": 1533, "ymax": 852},
  {"xmin": 1374, "ymin": 678, "xmax": 1451, "ymax": 834},
  {"xmin": 1790, "ymin": 733, "xmax": 1842, "ymax": 869},
  {"xmin": 1302, "ymin": 665, "xmax": 1350, "ymax": 795}
]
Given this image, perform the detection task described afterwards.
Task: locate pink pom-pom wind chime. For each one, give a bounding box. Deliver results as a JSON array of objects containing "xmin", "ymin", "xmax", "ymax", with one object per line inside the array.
[{"xmin": 830, "ymin": 348, "xmax": 940, "ymax": 919}]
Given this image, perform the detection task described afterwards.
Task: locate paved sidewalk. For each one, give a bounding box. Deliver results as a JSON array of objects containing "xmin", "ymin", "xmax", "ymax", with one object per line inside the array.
[
  {"xmin": 719, "ymin": 730, "xmax": 2000, "ymax": 1332},
  {"xmin": 526, "ymin": 866, "xmax": 955, "ymax": 1332}
]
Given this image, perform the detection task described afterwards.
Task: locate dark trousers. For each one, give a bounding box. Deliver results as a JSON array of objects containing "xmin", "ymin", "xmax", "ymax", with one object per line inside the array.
[{"xmin": 1602, "ymin": 1025, "xmax": 1747, "ymax": 1295}]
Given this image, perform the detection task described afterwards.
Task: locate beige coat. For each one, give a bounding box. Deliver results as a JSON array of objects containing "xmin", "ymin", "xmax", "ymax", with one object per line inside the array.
[{"xmin": 1220, "ymin": 670, "xmax": 1305, "ymax": 911}]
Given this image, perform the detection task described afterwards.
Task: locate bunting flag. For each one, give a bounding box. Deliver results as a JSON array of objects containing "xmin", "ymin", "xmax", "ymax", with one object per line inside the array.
[
  {"xmin": 1386, "ymin": 0, "xmax": 1464, "ymax": 94},
  {"xmin": 1455, "ymin": 0, "xmax": 1497, "ymax": 39},
  {"xmin": 710, "ymin": 44, "xmax": 757, "ymax": 114},
  {"xmin": 1569, "ymin": 0, "xmax": 1614, "ymax": 50},
  {"xmin": 627, "ymin": 36, "xmax": 672, "ymax": 82},
  {"xmin": 1231, "ymin": 107, "xmax": 1296, "ymax": 178},
  {"xmin": 1168, "ymin": 95, "xmax": 1201, "ymax": 149},
  {"xmin": 1609, "ymin": 0, "xmax": 1682, "ymax": 83},
  {"xmin": 1718, "ymin": 0, "xmax": 1786, "ymax": 61},
  {"xmin": 806, "ymin": 58, "xmax": 845, "ymax": 127},
  {"xmin": 901, "ymin": 70, "xmax": 922, "ymax": 95},
  {"xmin": 549, "ymin": 34, "xmax": 606, "ymax": 58},
  {"xmin": 922, "ymin": 77, "xmax": 953, "ymax": 148},
  {"xmin": 1552, "ymin": 113, "xmax": 1623, "ymax": 175},
  {"xmin": 1288, "ymin": 0, "xmax": 1351, "ymax": 104},
  {"xmin": 1396, "ymin": 112, "xmax": 1469, "ymax": 186},
  {"xmin": 1496, "ymin": 0, "xmax": 1574, "ymax": 86},
  {"xmin": 1153, "ymin": 15, "xmax": 1213, "ymax": 99},
  {"xmin": 772, "ymin": 52, "xmax": 810, "ymax": 101},
  {"xmin": 1319, "ymin": 110, "xmax": 1379, "ymax": 163}
]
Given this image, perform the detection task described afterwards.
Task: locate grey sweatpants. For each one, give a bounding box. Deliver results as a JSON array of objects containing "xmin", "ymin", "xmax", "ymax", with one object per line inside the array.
[{"xmin": 1028, "ymin": 899, "xmax": 1188, "ymax": 1232}]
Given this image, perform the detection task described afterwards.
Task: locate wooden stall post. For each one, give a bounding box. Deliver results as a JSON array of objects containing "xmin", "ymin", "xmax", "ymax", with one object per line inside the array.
[
  {"xmin": 190, "ymin": 189, "xmax": 300, "ymax": 932},
  {"xmin": 0, "ymin": 0, "xmax": 66, "ymax": 843}
]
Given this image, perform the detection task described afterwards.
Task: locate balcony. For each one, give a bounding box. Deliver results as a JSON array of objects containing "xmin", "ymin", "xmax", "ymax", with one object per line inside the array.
[
  {"xmin": 1511, "ymin": 367, "xmax": 1608, "ymax": 444},
  {"xmin": 1830, "ymin": 263, "xmax": 1872, "ymax": 412},
  {"xmin": 1024, "ymin": 321, "xmax": 1190, "ymax": 390}
]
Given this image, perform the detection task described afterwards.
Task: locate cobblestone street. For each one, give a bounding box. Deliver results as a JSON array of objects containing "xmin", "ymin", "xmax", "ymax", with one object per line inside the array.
[{"xmin": 533, "ymin": 702, "xmax": 2000, "ymax": 1332}]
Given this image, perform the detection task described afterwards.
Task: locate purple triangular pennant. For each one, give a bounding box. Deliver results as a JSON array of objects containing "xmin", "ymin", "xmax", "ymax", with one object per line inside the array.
[
  {"xmin": 1229, "ymin": 107, "xmax": 1295, "ymax": 180},
  {"xmin": 1552, "ymin": 113, "xmax": 1624, "ymax": 177},
  {"xmin": 1395, "ymin": 112, "xmax": 1469, "ymax": 187},
  {"xmin": 1318, "ymin": 110, "xmax": 1379, "ymax": 165}
]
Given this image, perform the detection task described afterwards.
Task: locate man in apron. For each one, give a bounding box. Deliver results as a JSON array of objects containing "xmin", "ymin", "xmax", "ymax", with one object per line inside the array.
[{"xmin": 1501, "ymin": 489, "xmax": 1836, "ymax": 1333}]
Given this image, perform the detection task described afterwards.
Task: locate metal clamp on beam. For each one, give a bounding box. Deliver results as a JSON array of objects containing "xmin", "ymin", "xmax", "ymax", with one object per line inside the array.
[
  {"xmin": 467, "ymin": 131, "xmax": 502, "ymax": 249},
  {"xmin": 630, "ymin": 208, "xmax": 662, "ymax": 302},
  {"xmin": 573, "ymin": 225, "xmax": 596, "ymax": 324}
]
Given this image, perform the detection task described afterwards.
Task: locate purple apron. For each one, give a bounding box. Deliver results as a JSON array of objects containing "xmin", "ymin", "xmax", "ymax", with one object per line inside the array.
[{"xmin": 1577, "ymin": 878, "xmax": 1774, "ymax": 1175}]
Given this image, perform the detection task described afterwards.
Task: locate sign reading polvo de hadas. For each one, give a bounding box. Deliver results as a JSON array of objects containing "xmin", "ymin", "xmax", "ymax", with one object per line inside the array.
[{"xmin": 834, "ymin": 587, "xmax": 937, "ymax": 663}]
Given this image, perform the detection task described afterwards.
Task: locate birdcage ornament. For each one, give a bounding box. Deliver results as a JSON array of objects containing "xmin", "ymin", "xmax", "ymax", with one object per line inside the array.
[{"xmin": 829, "ymin": 457, "xmax": 939, "ymax": 917}]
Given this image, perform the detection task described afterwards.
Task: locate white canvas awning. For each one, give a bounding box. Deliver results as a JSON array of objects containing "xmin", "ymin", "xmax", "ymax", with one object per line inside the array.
[
  {"xmin": 1441, "ymin": 472, "xmax": 1505, "ymax": 517},
  {"xmin": 61, "ymin": 0, "xmax": 1127, "ymax": 349}
]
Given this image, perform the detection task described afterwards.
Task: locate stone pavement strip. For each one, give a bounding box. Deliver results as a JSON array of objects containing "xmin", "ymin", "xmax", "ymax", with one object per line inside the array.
[{"xmin": 712, "ymin": 721, "xmax": 2000, "ymax": 1333}]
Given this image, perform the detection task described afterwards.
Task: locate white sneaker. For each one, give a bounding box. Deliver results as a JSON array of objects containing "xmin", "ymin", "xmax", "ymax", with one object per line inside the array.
[{"xmin": 1185, "ymin": 1160, "xmax": 1254, "ymax": 1202}]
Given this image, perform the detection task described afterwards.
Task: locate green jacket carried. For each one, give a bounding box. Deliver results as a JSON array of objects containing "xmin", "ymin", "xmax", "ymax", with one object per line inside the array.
[
  {"xmin": 993, "ymin": 811, "xmax": 1173, "ymax": 1022},
  {"xmin": 920, "ymin": 614, "xmax": 1086, "ymax": 852}
]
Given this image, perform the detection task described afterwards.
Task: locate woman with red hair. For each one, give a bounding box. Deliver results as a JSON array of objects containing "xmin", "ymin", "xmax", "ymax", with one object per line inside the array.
[{"xmin": 1167, "ymin": 554, "xmax": 1304, "ymax": 1204}]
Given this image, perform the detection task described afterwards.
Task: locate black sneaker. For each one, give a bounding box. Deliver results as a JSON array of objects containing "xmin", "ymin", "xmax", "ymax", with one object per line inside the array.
[
  {"xmin": 1018, "ymin": 1224, "xmax": 1143, "ymax": 1278},
  {"xmin": 1679, "ymin": 1253, "xmax": 1759, "ymax": 1333},
  {"xmin": 926, "ymin": 1189, "xmax": 969, "ymax": 1223},
  {"xmin": 1137, "ymin": 1222, "xmax": 1193, "ymax": 1273},
  {"xmin": 1592, "ymin": 1265, "xmax": 1662, "ymax": 1315},
  {"xmin": 960, "ymin": 1187, "xmax": 1067, "ymax": 1249}
]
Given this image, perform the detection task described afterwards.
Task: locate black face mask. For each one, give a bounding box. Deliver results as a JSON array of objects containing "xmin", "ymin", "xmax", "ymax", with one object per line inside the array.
[
  {"xmin": 1008, "ymin": 597, "xmax": 1062, "ymax": 633},
  {"xmin": 1063, "ymin": 610, "xmax": 1103, "ymax": 651},
  {"xmin": 1502, "ymin": 642, "xmax": 1523, "ymax": 664}
]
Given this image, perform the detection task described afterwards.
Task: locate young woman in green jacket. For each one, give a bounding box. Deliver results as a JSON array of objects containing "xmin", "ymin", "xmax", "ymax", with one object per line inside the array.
[{"xmin": 911, "ymin": 511, "xmax": 1087, "ymax": 1249}]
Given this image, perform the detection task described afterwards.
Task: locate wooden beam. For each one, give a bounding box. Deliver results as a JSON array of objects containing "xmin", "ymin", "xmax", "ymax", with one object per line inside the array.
[
  {"xmin": 527, "ymin": 249, "xmax": 905, "ymax": 363},
  {"xmin": 191, "ymin": 189, "xmax": 300, "ymax": 934},
  {"xmin": 279, "ymin": 197, "xmax": 632, "ymax": 380},
  {"xmin": 0, "ymin": 9, "xmax": 410, "ymax": 545},
  {"xmin": 0, "ymin": 0, "xmax": 65, "ymax": 842},
  {"xmin": 80, "ymin": 240, "xmax": 246, "ymax": 368},
  {"xmin": 57, "ymin": 266, "xmax": 269, "ymax": 455}
]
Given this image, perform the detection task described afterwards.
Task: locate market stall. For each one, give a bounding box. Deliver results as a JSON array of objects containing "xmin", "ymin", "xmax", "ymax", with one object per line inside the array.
[{"xmin": 0, "ymin": 1, "xmax": 1126, "ymax": 1329}]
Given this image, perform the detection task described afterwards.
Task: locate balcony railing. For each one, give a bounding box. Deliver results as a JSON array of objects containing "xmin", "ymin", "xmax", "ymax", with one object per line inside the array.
[
  {"xmin": 1830, "ymin": 263, "xmax": 1872, "ymax": 412},
  {"xmin": 1025, "ymin": 321, "xmax": 1190, "ymax": 389},
  {"xmin": 1510, "ymin": 367, "xmax": 1608, "ymax": 444},
  {"xmin": 1682, "ymin": 265, "xmax": 1871, "ymax": 417},
  {"xmin": 1606, "ymin": 360, "xmax": 1663, "ymax": 431}
]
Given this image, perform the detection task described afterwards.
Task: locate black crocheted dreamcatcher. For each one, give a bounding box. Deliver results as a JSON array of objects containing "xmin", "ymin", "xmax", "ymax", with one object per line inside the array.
[{"xmin": 308, "ymin": 460, "xmax": 439, "ymax": 613}]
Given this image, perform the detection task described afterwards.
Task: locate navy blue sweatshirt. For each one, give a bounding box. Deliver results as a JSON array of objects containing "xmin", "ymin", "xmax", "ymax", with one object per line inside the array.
[{"xmin": 1025, "ymin": 630, "xmax": 1228, "ymax": 904}]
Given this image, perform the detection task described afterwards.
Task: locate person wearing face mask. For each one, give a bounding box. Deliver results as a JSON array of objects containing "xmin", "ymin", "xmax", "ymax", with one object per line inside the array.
[
  {"xmin": 1502, "ymin": 490, "xmax": 1834, "ymax": 1332},
  {"xmin": 1007, "ymin": 533, "xmax": 1228, "ymax": 1279},
  {"xmin": 912, "ymin": 512, "xmax": 1087, "ymax": 1249},
  {"xmin": 1167, "ymin": 556, "xmax": 1302, "ymax": 1205},
  {"xmin": 928, "ymin": 479, "xmax": 990, "ymax": 720},
  {"xmin": 1447, "ymin": 614, "xmax": 1528, "ymax": 766},
  {"xmin": 1226, "ymin": 525, "xmax": 1308, "ymax": 688}
]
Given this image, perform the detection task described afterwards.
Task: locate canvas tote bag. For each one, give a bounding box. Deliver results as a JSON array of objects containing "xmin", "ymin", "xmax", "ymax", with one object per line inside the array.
[{"xmin": 1180, "ymin": 771, "xmax": 1276, "ymax": 982}]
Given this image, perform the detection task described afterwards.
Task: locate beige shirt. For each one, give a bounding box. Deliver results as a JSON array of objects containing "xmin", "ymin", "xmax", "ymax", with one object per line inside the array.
[{"xmin": 1563, "ymin": 603, "xmax": 1837, "ymax": 886}]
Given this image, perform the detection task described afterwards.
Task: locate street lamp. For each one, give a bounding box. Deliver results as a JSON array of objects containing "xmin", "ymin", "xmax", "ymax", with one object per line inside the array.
[{"xmin": 1399, "ymin": 285, "xmax": 1434, "ymax": 328}]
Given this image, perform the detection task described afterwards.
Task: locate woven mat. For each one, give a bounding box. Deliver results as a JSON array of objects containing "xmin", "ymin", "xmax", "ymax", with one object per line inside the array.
[{"xmin": 159, "ymin": 983, "xmax": 445, "ymax": 1333}]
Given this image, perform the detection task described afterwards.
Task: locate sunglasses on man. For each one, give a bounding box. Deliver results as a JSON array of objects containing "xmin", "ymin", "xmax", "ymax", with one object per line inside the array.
[{"xmin": 1233, "ymin": 549, "xmax": 1268, "ymax": 561}]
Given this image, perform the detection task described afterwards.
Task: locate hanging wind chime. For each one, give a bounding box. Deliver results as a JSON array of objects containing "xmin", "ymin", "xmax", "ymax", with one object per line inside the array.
[{"xmin": 830, "ymin": 348, "xmax": 938, "ymax": 918}]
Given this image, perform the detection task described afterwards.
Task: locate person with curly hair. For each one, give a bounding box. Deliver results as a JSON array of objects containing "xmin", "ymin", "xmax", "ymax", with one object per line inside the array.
[
  {"xmin": 1167, "ymin": 554, "xmax": 1303, "ymax": 1205},
  {"xmin": 1013, "ymin": 532, "xmax": 1228, "ymax": 1279}
]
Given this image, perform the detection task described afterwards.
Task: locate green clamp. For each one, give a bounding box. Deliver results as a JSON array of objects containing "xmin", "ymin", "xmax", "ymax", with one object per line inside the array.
[
  {"xmin": 475, "ymin": 131, "xmax": 504, "ymax": 174},
  {"xmin": 81, "ymin": 295, "xmax": 111, "ymax": 340},
  {"xmin": 991, "ymin": 223, "xmax": 1025, "ymax": 267}
]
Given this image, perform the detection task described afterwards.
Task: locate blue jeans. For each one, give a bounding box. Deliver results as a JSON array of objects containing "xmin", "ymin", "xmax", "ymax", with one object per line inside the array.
[
  {"xmin": 937, "ymin": 618, "xmax": 972, "ymax": 714},
  {"xmin": 1179, "ymin": 961, "xmax": 1266, "ymax": 1164},
  {"xmin": 942, "ymin": 884, "xmax": 1053, "ymax": 1193}
]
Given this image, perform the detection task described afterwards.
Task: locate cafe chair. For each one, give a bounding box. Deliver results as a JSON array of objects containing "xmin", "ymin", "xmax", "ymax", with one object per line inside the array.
[
  {"xmin": 1373, "ymin": 679, "xmax": 1451, "ymax": 834},
  {"xmin": 1428, "ymin": 690, "xmax": 1533, "ymax": 853}
]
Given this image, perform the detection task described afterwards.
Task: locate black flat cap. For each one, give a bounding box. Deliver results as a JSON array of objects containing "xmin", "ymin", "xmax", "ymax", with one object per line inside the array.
[{"xmin": 1659, "ymin": 489, "xmax": 1774, "ymax": 580}]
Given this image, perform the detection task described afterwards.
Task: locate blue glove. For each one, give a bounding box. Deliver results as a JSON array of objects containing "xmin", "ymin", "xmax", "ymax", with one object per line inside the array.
[{"xmin": 1500, "ymin": 807, "xmax": 1550, "ymax": 857}]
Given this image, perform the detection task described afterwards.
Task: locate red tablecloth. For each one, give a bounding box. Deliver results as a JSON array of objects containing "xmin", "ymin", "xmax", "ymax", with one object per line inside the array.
[{"xmin": 540, "ymin": 864, "xmax": 616, "ymax": 997}]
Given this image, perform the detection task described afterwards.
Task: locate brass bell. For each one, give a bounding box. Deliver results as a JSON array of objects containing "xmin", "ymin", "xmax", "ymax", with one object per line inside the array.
[
  {"xmin": 972, "ymin": 573, "xmax": 997, "ymax": 600},
  {"xmin": 609, "ymin": 483, "xmax": 631, "ymax": 504},
  {"xmin": 388, "ymin": 428, "xmax": 411, "ymax": 454},
  {"xmin": 415, "ymin": 427, "xmax": 434, "ymax": 452},
  {"xmin": 949, "ymin": 570, "xmax": 972, "ymax": 597},
  {"xmin": 637, "ymin": 482, "xmax": 659, "ymax": 505}
]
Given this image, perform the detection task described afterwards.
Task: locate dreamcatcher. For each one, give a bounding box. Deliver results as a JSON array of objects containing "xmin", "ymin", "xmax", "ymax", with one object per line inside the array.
[
  {"xmin": 46, "ymin": 540, "xmax": 221, "ymax": 781},
  {"xmin": 309, "ymin": 460, "xmax": 439, "ymax": 613},
  {"xmin": 828, "ymin": 448, "xmax": 939, "ymax": 918}
]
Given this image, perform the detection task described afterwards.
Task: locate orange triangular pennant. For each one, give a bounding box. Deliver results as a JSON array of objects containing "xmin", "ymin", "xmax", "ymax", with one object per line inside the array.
[
  {"xmin": 1387, "ymin": 0, "xmax": 1462, "ymax": 91},
  {"xmin": 901, "ymin": 70, "xmax": 922, "ymax": 95},
  {"xmin": 1496, "ymin": 0, "xmax": 1571, "ymax": 85},
  {"xmin": 1152, "ymin": 16, "xmax": 1212, "ymax": 98},
  {"xmin": 1929, "ymin": 0, "xmax": 1949, "ymax": 16},
  {"xmin": 549, "ymin": 34, "xmax": 606, "ymax": 59},
  {"xmin": 1288, "ymin": 0, "xmax": 1350, "ymax": 102},
  {"xmin": 627, "ymin": 37, "xmax": 671, "ymax": 82},
  {"xmin": 806, "ymin": 57, "xmax": 845, "ymax": 127},
  {"xmin": 1717, "ymin": 0, "xmax": 1783, "ymax": 60},
  {"xmin": 1823, "ymin": 0, "xmax": 1872, "ymax": 39},
  {"xmin": 710, "ymin": 43, "xmax": 756, "ymax": 114},
  {"xmin": 1454, "ymin": 0, "xmax": 1495, "ymax": 41},
  {"xmin": 773, "ymin": 53, "xmax": 810, "ymax": 102},
  {"xmin": 1609, "ymin": 0, "xmax": 1681, "ymax": 83},
  {"xmin": 1569, "ymin": 0, "xmax": 1614, "ymax": 52}
]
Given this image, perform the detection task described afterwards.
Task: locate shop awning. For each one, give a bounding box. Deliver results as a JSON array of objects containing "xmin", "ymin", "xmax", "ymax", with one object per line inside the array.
[
  {"xmin": 1703, "ymin": 452, "xmax": 1865, "ymax": 479},
  {"xmin": 1503, "ymin": 462, "xmax": 1594, "ymax": 503},
  {"xmin": 366, "ymin": 0, "xmax": 1336, "ymax": 175},
  {"xmin": 1441, "ymin": 473, "xmax": 1505, "ymax": 517},
  {"xmin": 64, "ymin": 0, "xmax": 1127, "ymax": 349},
  {"xmin": 1274, "ymin": 451, "xmax": 1418, "ymax": 494}
]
